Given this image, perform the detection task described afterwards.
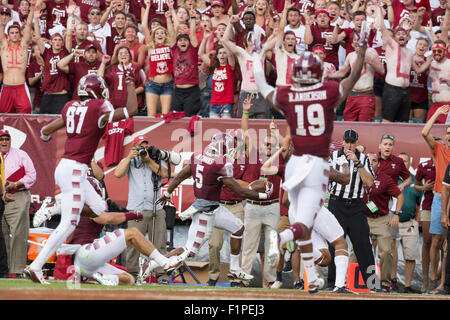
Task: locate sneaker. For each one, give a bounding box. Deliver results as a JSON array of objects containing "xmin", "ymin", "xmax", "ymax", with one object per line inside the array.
[
  {"xmin": 307, "ymin": 278, "xmax": 325, "ymax": 294},
  {"xmin": 333, "ymin": 286, "xmax": 358, "ymax": 294},
  {"xmin": 137, "ymin": 260, "xmax": 158, "ymax": 284},
  {"xmin": 267, "ymin": 229, "xmax": 280, "ymax": 268},
  {"xmin": 391, "ymin": 278, "xmax": 399, "ymax": 293},
  {"xmin": 23, "ymin": 268, "xmax": 50, "ymax": 285},
  {"xmin": 293, "ymin": 279, "xmax": 304, "ymax": 290},
  {"xmin": 92, "ymin": 272, "xmax": 119, "ymax": 286},
  {"xmin": 228, "ymin": 267, "xmax": 254, "ymax": 281},
  {"xmin": 283, "ymin": 258, "xmax": 292, "ymax": 273},
  {"xmin": 33, "ymin": 197, "xmax": 55, "ymax": 227},
  {"xmin": 158, "ymin": 278, "xmax": 170, "ymax": 285},
  {"xmin": 404, "ymin": 286, "xmax": 422, "ymax": 294},
  {"xmin": 207, "ymin": 278, "xmax": 217, "ymax": 286},
  {"xmin": 270, "ymin": 280, "xmax": 283, "ymax": 289},
  {"xmin": 163, "ymin": 250, "xmax": 189, "ymax": 274}
]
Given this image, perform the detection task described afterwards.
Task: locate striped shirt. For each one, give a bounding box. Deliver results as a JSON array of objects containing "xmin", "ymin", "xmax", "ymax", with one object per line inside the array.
[{"xmin": 328, "ymin": 148, "xmax": 374, "ymax": 199}]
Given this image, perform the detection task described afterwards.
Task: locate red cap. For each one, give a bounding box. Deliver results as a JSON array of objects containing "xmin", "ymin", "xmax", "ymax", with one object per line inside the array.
[
  {"xmin": 0, "ymin": 129, "xmax": 10, "ymax": 137},
  {"xmin": 211, "ymin": 0, "xmax": 224, "ymax": 6},
  {"xmin": 314, "ymin": 9, "xmax": 330, "ymax": 18},
  {"xmin": 0, "ymin": 6, "xmax": 11, "ymax": 15},
  {"xmin": 133, "ymin": 135, "xmax": 149, "ymax": 145}
]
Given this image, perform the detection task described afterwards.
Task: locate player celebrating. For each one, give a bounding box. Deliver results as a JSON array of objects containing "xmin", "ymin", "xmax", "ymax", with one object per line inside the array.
[
  {"xmin": 253, "ymin": 37, "xmax": 368, "ymax": 293},
  {"xmin": 24, "ymin": 74, "xmax": 138, "ymax": 284},
  {"xmin": 157, "ymin": 132, "xmax": 273, "ymax": 282}
]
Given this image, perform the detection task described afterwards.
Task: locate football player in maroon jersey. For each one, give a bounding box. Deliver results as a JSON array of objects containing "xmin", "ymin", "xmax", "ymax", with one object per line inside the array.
[
  {"xmin": 253, "ymin": 38, "xmax": 368, "ymax": 293},
  {"xmin": 24, "ymin": 74, "xmax": 138, "ymax": 284},
  {"xmin": 156, "ymin": 133, "xmax": 273, "ymax": 282}
]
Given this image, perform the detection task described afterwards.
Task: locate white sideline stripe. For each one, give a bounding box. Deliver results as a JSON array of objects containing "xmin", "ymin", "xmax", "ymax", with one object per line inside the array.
[{"xmin": 94, "ymin": 120, "xmax": 166, "ymax": 175}]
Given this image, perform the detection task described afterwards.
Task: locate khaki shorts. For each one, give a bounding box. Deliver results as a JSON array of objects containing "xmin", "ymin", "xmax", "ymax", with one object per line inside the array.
[
  {"xmin": 397, "ymin": 219, "xmax": 420, "ymax": 261},
  {"xmin": 420, "ymin": 210, "xmax": 431, "ymax": 222}
]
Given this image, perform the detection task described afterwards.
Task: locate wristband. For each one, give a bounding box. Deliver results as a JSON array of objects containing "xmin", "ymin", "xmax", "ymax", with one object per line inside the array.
[
  {"xmin": 123, "ymin": 107, "xmax": 129, "ymax": 119},
  {"xmin": 164, "ymin": 190, "xmax": 171, "ymax": 198},
  {"xmin": 393, "ymin": 211, "xmax": 401, "ymax": 216},
  {"xmin": 243, "ymin": 111, "xmax": 249, "ymax": 115},
  {"xmin": 258, "ymin": 192, "xmax": 268, "ymax": 200},
  {"xmin": 40, "ymin": 128, "xmax": 51, "ymax": 141}
]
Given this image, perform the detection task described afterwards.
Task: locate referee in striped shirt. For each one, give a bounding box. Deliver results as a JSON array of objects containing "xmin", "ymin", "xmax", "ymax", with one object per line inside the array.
[{"xmin": 327, "ymin": 129, "xmax": 379, "ymax": 290}]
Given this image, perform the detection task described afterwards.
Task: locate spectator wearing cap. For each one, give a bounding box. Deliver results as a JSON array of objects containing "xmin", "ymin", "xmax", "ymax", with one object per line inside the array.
[
  {"xmin": 327, "ymin": 129, "xmax": 379, "ymax": 290},
  {"xmin": 57, "ymin": 43, "xmax": 102, "ymax": 100},
  {"xmin": 364, "ymin": 152, "xmax": 404, "ymax": 292},
  {"xmin": 312, "ymin": 44, "xmax": 336, "ymax": 81},
  {"xmin": 114, "ymin": 135, "xmax": 170, "ymax": 283},
  {"xmin": 33, "ymin": 14, "xmax": 71, "ymax": 114},
  {"xmin": 421, "ymin": 106, "xmax": 450, "ymax": 293},
  {"xmin": 210, "ymin": 0, "xmax": 229, "ymax": 28},
  {"xmin": 166, "ymin": 6, "xmax": 201, "ymax": 116},
  {"xmin": 0, "ymin": 129, "xmax": 36, "ymax": 278},
  {"xmin": 304, "ymin": 8, "xmax": 341, "ymax": 70}
]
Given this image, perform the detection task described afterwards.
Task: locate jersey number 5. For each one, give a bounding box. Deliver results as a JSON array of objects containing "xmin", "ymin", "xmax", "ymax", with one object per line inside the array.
[
  {"xmin": 66, "ymin": 105, "xmax": 88, "ymax": 134},
  {"xmin": 295, "ymin": 103, "xmax": 325, "ymax": 136},
  {"xmin": 195, "ymin": 165, "xmax": 204, "ymax": 189}
]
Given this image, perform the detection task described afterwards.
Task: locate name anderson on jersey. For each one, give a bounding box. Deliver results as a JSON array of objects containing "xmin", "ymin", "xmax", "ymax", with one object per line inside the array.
[{"xmin": 288, "ymin": 90, "xmax": 327, "ymax": 102}]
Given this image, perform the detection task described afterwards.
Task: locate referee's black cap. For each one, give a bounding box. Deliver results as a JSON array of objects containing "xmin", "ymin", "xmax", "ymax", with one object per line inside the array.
[{"xmin": 343, "ymin": 129, "xmax": 358, "ymax": 142}]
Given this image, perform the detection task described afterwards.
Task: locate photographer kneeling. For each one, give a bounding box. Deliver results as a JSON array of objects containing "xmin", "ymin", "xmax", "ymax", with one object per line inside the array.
[{"xmin": 114, "ymin": 135, "xmax": 170, "ymax": 284}]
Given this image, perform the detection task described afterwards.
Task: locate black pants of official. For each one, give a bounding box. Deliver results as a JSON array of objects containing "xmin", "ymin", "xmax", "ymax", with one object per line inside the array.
[
  {"xmin": 0, "ymin": 200, "xmax": 8, "ymax": 277},
  {"xmin": 327, "ymin": 198, "xmax": 378, "ymax": 288}
]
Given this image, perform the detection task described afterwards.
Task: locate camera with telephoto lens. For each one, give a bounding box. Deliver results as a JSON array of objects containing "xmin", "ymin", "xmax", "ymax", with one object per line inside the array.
[{"xmin": 137, "ymin": 146, "xmax": 181, "ymax": 165}]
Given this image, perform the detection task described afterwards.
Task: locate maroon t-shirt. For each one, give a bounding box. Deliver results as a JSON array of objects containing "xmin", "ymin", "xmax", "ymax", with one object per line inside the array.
[
  {"xmin": 69, "ymin": 59, "xmax": 102, "ymax": 100},
  {"xmin": 103, "ymin": 118, "xmax": 134, "ymax": 167},
  {"xmin": 41, "ymin": 47, "xmax": 70, "ymax": 93},
  {"xmin": 378, "ymin": 153, "xmax": 411, "ymax": 183},
  {"xmin": 172, "ymin": 44, "xmax": 199, "ymax": 85},
  {"xmin": 309, "ymin": 24, "xmax": 340, "ymax": 69},
  {"xmin": 392, "ymin": 0, "xmax": 429, "ymax": 28},
  {"xmin": 364, "ymin": 171, "xmax": 401, "ymax": 216},
  {"xmin": 220, "ymin": 156, "xmax": 248, "ymax": 201},
  {"xmin": 61, "ymin": 98, "xmax": 114, "ymax": 165},
  {"xmin": 106, "ymin": 28, "xmax": 125, "ymax": 57},
  {"xmin": 105, "ymin": 62, "xmax": 144, "ymax": 109},
  {"xmin": 410, "ymin": 65, "xmax": 428, "ymax": 103},
  {"xmin": 431, "ymin": 7, "xmax": 445, "ymax": 27},
  {"xmin": 191, "ymin": 152, "xmax": 233, "ymax": 202},
  {"xmin": 275, "ymin": 81, "xmax": 341, "ymax": 158},
  {"xmin": 139, "ymin": 0, "xmax": 178, "ymax": 27},
  {"xmin": 415, "ymin": 159, "xmax": 435, "ymax": 211},
  {"xmin": 44, "ymin": 0, "xmax": 70, "ymax": 29}
]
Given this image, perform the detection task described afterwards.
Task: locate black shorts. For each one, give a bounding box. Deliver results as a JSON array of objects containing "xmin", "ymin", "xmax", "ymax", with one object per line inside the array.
[
  {"xmin": 171, "ymin": 85, "xmax": 201, "ymax": 116},
  {"xmin": 381, "ymin": 82, "xmax": 411, "ymax": 122},
  {"xmin": 373, "ymin": 77, "xmax": 385, "ymax": 98},
  {"xmin": 39, "ymin": 93, "xmax": 71, "ymax": 115},
  {"xmin": 411, "ymin": 100, "xmax": 428, "ymax": 110}
]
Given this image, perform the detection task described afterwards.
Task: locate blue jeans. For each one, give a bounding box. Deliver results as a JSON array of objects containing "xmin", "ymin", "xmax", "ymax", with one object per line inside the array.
[
  {"xmin": 209, "ymin": 104, "xmax": 233, "ymax": 117},
  {"xmin": 145, "ymin": 80, "xmax": 174, "ymax": 96}
]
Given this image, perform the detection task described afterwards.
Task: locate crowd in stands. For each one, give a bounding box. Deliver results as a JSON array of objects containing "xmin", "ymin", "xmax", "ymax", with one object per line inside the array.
[{"xmin": 0, "ymin": 0, "xmax": 447, "ymax": 123}]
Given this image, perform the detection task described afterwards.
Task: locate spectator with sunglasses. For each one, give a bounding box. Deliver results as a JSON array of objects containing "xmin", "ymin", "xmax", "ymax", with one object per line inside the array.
[
  {"xmin": 87, "ymin": 6, "xmax": 111, "ymax": 55},
  {"xmin": 0, "ymin": 129, "xmax": 36, "ymax": 278}
]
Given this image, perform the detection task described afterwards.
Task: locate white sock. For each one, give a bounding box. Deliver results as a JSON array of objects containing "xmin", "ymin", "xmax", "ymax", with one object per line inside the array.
[
  {"xmin": 230, "ymin": 253, "xmax": 240, "ymax": 271},
  {"xmin": 279, "ymin": 229, "xmax": 294, "ymax": 247},
  {"xmin": 334, "ymin": 255, "xmax": 349, "ymax": 288},
  {"xmin": 303, "ymin": 258, "xmax": 318, "ymax": 283},
  {"xmin": 150, "ymin": 249, "xmax": 168, "ymax": 266}
]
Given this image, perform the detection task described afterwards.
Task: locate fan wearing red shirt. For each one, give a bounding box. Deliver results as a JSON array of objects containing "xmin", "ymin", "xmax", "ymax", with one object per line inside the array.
[
  {"xmin": 98, "ymin": 46, "xmax": 145, "ymax": 110},
  {"xmin": 26, "ymin": 44, "xmax": 44, "ymax": 113},
  {"xmin": 57, "ymin": 45, "xmax": 102, "ymax": 100},
  {"xmin": 35, "ymin": 31, "xmax": 71, "ymax": 114},
  {"xmin": 169, "ymin": 8, "xmax": 201, "ymax": 116},
  {"xmin": 304, "ymin": 9, "xmax": 340, "ymax": 70},
  {"xmin": 66, "ymin": 22, "xmax": 103, "ymax": 63},
  {"xmin": 104, "ymin": 10, "xmax": 127, "ymax": 56},
  {"xmin": 44, "ymin": 0, "xmax": 70, "ymax": 30},
  {"xmin": 199, "ymin": 33, "xmax": 236, "ymax": 119},
  {"xmin": 364, "ymin": 152, "xmax": 404, "ymax": 291}
]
